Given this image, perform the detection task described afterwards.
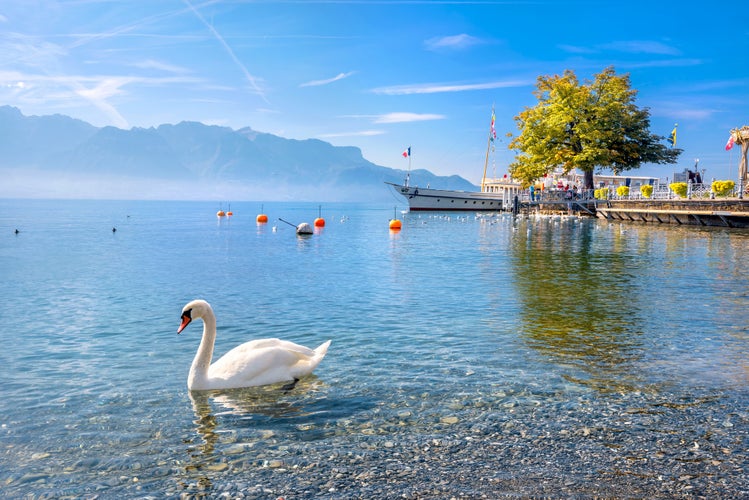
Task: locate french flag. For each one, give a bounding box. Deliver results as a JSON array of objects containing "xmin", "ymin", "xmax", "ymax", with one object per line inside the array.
[{"xmin": 402, "ymin": 147, "xmax": 411, "ymax": 158}]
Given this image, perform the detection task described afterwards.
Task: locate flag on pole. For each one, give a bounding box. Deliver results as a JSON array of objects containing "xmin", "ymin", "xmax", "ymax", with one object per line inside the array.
[
  {"xmin": 726, "ymin": 135, "xmax": 735, "ymax": 151},
  {"xmin": 667, "ymin": 125, "xmax": 677, "ymax": 147},
  {"xmin": 490, "ymin": 110, "xmax": 497, "ymax": 141},
  {"xmin": 402, "ymin": 147, "xmax": 411, "ymax": 158}
]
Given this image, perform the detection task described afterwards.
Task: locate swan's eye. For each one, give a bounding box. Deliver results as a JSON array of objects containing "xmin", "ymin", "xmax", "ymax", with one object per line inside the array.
[{"xmin": 183, "ymin": 308, "xmax": 192, "ymax": 320}]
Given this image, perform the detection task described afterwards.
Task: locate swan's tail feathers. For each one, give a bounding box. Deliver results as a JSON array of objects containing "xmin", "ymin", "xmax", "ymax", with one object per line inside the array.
[{"xmin": 314, "ymin": 340, "xmax": 332, "ymax": 360}]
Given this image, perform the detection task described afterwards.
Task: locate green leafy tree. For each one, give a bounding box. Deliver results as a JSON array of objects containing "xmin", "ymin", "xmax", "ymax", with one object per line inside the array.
[{"xmin": 508, "ymin": 67, "xmax": 681, "ymax": 189}]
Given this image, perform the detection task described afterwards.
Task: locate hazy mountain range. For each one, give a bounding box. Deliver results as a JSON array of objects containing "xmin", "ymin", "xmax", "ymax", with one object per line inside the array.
[{"xmin": 0, "ymin": 106, "xmax": 476, "ymax": 201}]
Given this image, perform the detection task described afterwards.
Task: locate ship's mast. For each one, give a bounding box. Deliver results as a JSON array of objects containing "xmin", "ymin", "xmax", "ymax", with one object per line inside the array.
[
  {"xmin": 481, "ymin": 133, "xmax": 491, "ymax": 193},
  {"xmin": 406, "ymin": 147, "xmax": 411, "ymax": 188},
  {"xmin": 404, "ymin": 146, "xmax": 411, "ymax": 188},
  {"xmin": 481, "ymin": 107, "xmax": 496, "ymax": 193}
]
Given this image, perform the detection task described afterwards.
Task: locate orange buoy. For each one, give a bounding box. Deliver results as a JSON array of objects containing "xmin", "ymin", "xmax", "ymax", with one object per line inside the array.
[
  {"xmin": 389, "ymin": 206, "xmax": 402, "ymax": 230},
  {"xmin": 257, "ymin": 204, "xmax": 268, "ymax": 223},
  {"xmin": 217, "ymin": 210, "xmax": 226, "ymax": 217},
  {"xmin": 314, "ymin": 205, "xmax": 325, "ymax": 227}
]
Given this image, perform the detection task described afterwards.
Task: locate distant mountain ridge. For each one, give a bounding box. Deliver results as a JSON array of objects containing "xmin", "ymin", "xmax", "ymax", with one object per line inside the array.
[{"xmin": 0, "ymin": 106, "xmax": 477, "ymax": 201}]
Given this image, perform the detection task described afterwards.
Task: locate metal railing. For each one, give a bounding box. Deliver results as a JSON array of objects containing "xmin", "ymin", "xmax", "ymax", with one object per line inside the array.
[{"xmin": 520, "ymin": 183, "xmax": 745, "ymax": 202}]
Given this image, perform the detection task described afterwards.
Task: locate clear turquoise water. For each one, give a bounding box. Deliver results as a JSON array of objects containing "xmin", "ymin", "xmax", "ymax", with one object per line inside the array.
[{"xmin": 1, "ymin": 199, "xmax": 747, "ymax": 498}]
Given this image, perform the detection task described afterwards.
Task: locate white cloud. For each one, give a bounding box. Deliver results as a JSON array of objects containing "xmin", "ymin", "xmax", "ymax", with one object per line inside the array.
[
  {"xmin": 300, "ymin": 71, "xmax": 355, "ymax": 87},
  {"xmin": 559, "ymin": 40, "xmax": 681, "ymax": 56},
  {"xmin": 651, "ymin": 101, "xmax": 714, "ymax": 121},
  {"xmin": 623, "ymin": 58, "xmax": 702, "ymax": 69},
  {"xmin": 131, "ymin": 59, "xmax": 190, "ymax": 74},
  {"xmin": 602, "ymin": 40, "xmax": 681, "ymax": 56},
  {"xmin": 371, "ymin": 79, "xmax": 530, "ymax": 95},
  {"xmin": 0, "ymin": 69, "xmax": 205, "ymax": 128},
  {"xmin": 318, "ymin": 130, "xmax": 385, "ymax": 138},
  {"xmin": 373, "ymin": 112, "xmax": 445, "ymax": 123},
  {"xmin": 425, "ymin": 34, "xmax": 481, "ymax": 51},
  {"xmin": 557, "ymin": 44, "xmax": 596, "ymax": 54}
]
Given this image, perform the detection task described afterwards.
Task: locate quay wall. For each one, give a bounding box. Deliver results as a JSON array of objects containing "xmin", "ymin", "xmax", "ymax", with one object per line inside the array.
[{"xmin": 593, "ymin": 199, "xmax": 749, "ymax": 228}]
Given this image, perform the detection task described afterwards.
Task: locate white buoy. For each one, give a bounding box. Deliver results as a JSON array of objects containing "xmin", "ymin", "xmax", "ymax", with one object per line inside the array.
[
  {"xmin": 296, "ymin": 222, "xmax": 313, "ymax": 235},
  {"xmin": 277, "ymin": 217, "xmax": 313, "ymax": 236}
]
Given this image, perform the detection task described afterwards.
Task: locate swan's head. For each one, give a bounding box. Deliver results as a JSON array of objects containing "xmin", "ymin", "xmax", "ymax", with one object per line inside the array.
[{"xmin": 177, "ymin": 299, "xmax": 212, "ymax": 334}]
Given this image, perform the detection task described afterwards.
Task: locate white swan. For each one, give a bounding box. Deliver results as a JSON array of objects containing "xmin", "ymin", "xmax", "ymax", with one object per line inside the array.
[{"xmin": 178, "ymin": 299, "xmax": 331, "ymax": 391}]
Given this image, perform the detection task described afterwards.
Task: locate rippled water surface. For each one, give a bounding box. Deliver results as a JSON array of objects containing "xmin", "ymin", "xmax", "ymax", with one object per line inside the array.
[{"xmin": 1, "ymin": 199, "xmax": 748, "ymax": 498}]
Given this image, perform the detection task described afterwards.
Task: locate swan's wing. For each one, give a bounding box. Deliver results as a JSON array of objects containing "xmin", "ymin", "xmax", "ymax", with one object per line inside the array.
[
  {"xmin": 207, "ymin": 338, "xmax": 319, "ymax": 386},
  {"xmin": 239, "ymin": 338, "xmax": 317, "ymax": 357}
]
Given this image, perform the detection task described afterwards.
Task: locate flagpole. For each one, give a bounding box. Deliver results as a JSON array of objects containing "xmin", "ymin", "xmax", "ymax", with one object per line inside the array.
[
  {"xmin": 481, "ymin": 134, "xmax": 491, "ymax": 193},
  {"xmin": 481, "ymin": 107, "xmax": 495, "ymax": 193},
  {"xmin": 406, "ymin": 146, "xmax": 411, "ymax": 188}
]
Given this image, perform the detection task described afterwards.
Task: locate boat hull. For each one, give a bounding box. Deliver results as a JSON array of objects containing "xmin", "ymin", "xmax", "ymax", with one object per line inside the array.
[{"xmin": 386, "ymin": 182, "xmax": 505, "ymax": 211}]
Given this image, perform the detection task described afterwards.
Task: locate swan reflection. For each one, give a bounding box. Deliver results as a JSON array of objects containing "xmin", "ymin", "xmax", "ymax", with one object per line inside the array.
[{"xmin": 187, "ymin": 377, "xmax": 327, "ymax": 459}]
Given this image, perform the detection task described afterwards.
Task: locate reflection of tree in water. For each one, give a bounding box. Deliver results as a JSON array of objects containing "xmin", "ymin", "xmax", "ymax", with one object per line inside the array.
[{"xmin": 511, "ymin": 221, "xmax": 646, "ymax": 392}]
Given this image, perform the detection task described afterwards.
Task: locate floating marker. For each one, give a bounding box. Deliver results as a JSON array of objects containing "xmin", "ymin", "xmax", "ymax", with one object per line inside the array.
[
  {"xmin": 389, "ymin": 206, "xmax": 402, "ymax": 230},
  {"xmin": 226, "ymin": 203, "xmax": 233, "ymax": 216},
  {"xmin": 314, "ymin": 205, "xmax": 325, "ymax": 227},
  {"xmin": 296, "ymin": 222, "xmax": 313, "ymax": 235},
  {"xmin": 217, "ymin": 210, "xmax": 225, "ymax": 217},
  {"xmin": 278, "ymin": 217, "xmax": 313, "ymax": 236},
  {"xmin": 257, "ymin": 204, "xmax": 268, "ymax": 223}
]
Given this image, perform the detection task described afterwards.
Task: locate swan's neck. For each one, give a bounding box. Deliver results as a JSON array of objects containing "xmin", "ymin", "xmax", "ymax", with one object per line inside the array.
[{"xmin": 188, "ymin": 310, "xmax": 216, "ymax": 389}]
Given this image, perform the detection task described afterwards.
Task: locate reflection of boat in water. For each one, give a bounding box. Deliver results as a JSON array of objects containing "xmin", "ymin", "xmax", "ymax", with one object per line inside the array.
[{"xmin": 387, "ymin": 109, "xmax": 522, "ymax": 211}]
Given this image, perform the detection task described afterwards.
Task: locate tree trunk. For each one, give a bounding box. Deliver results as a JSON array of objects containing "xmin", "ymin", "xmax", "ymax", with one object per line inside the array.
[{"xmin": 584, "ymin": 169, "xmax": 594, "ymax": 190}]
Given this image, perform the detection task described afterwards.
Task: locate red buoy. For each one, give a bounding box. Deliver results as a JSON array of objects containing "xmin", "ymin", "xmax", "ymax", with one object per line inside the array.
[
  {"xmin": 389, "ymin": 207, "xmax": 402, "ymax": 230},
  {"xmin": 314, "ymin": 205, "xmax": 325, "ymax": 227},
  {"xmin": 257, "ymin": 204, "xmax": 268, "ymax": 223}
]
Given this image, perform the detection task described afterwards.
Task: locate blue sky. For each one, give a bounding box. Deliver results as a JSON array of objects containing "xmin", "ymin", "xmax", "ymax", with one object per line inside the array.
[{"xmin": 1, "ymin": 0, "xmax": 748, "ymax": 185}]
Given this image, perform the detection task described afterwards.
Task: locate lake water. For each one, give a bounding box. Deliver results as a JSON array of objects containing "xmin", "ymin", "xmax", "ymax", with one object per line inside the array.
[{"xmin": 1, "ymin": 199, "xmax": 747, "ymax": 498}]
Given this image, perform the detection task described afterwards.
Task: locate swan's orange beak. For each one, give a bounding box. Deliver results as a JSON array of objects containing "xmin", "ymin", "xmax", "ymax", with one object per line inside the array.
[{"xmin": 177, "ymin": 311, "xmax": 192, "ymax": 334}]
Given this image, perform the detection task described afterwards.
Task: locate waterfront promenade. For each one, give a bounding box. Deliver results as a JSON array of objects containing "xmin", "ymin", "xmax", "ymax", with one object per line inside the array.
[{"xmin": 515, "ymin": 186, "xmax": 749, "ymax": 228}]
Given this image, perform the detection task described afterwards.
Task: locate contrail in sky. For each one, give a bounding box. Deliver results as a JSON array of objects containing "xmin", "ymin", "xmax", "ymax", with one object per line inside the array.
[{"xmin": 182, "ymin": 0, "xmax": 269, "ymax": 104}]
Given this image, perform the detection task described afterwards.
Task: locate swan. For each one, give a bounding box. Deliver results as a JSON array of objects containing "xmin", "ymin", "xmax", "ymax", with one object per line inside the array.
[{"xmin": 177, "ymin": 299, "xmax": 331, "ymax": 391}]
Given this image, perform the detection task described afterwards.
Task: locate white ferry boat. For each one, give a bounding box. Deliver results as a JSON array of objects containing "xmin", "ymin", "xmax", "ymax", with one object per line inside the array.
[
  {"xmin": 387, "ymin": 110, "xmax": 522, "ymax": 211},
  {"xmin": 385, "ymin": 178, "xmax": 520, "ymax": 211}
]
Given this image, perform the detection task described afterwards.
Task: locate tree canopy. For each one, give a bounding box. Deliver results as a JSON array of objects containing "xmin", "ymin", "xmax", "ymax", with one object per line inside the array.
[{"xmin": 507, "ymin": 67, "xmax": 682, "ymax": 189}]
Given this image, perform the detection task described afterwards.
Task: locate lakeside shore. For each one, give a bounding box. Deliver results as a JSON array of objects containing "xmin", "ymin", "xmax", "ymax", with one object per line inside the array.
[{"xmin": 594, "ymin": 199, "xmax": 749, "ymax": 228}]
